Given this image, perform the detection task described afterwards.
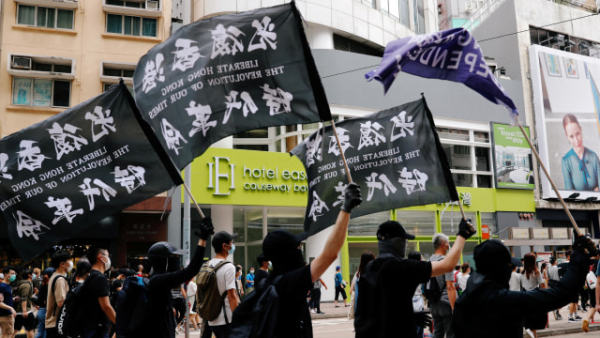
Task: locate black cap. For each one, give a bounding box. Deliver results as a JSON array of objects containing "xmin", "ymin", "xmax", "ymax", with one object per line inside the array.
[
  {"xmin": 474, "ymin": 239, "xmax": 511, "ymax": 275},
  {"xmin": 263, "ymin": 230, "xmax": 301, "ymax": 260},
  {"xmin": 377, "ymin": 221, "xmax": 415, "ymax": 240},
  {"xmin": 147, "ymin": 241, "xmax": 183, "ymax": 257}
]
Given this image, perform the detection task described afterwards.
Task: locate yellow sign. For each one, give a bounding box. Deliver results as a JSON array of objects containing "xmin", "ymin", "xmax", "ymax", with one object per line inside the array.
[{"xmin": 189, "ymin": 148, "xmax": 309, "ymax": 207}]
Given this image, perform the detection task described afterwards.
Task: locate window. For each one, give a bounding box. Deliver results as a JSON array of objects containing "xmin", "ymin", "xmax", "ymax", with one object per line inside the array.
[
  {"xmin": 530, "ymin": 26, "xmax": 600, "ymax": 58},
  {"xmin": 106, "ymin": 14, "xmax": 157, "ymax": 37},
  {"xmin": 396, "ymin": 211, "xmax": 436, "ymax": 236},
  {"xmin": 361, "ymin": 0, "xmax": 376, "ymax": 9},
  {"xmin": 17, "ymin": 5, "xmax": 74, "ymax": 29},
  {"xmin": 105, "ymin": 0, "xmax": 160, "ymax": 10},
  {"xmin": 101, "ymin": 64, "xmax": 134, "ymax": 93},
  {"xmin": 413, "ymin": 0, "xmax": 425, "ymax": 34},
  {"xmin": 438, "ymin": 126, "xmax": 493, "ymax": 188},
  {"xmin": 12, "ymin": 77, "xmax": 70, "ymax": 107}
]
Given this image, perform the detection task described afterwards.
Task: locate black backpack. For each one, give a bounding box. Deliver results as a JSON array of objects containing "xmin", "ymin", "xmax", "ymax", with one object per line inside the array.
[
  {"xmin": 56, "ymin": 278, "xmax": 85, "ymax": 338},
  {"xmin": 115, "ymin": 276, "xmax": 149, "ymax": 337},
  {"xmin": 423, "ymin": 276, "xmax": 443, "ymax": 303},
  {"xmin": 229, "ymin": 275, "xmax": 283, "ymax": 338}
]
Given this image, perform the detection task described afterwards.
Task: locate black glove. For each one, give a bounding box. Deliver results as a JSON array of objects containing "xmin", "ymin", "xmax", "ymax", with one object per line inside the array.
[
  {"xmin": 414, "ymin": 311, "xmax": 432, "ymax": 329},
  {"xmin": 457, "ymin": 218, "xmax": 476, "ymax": 239},
  {"xmin": 342, "ymin": 182, "xmax": 362, "ymax": 213},
  {"xmin": 194, "ymin": 217, "xmax": 214, "ymax": 240},
  {"xmin": 572, "ymin": 230, "xmax": 598, "ymax": 257}
]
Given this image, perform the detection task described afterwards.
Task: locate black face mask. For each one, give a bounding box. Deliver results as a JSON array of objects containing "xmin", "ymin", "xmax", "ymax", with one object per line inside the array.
[
  {"xmin": 379, "ymin": 237, "xmax": 407, "ymax": 258},
  {"xmin": 272, "ymin": 248, "xmax": 305, "ymax": 275}
]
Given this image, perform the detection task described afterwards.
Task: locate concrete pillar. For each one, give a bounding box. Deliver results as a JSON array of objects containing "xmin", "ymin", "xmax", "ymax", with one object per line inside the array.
[
  {"xmin": 305, "ymin": 24, "xmax": 334, "ymax": 49},
  {"xmin": 305, "ymin": 225, "xmax": 341, "ymax": 302},
  {"xmin": 167, "ymin": 186, "xmax": 182, "ymax": 248}
]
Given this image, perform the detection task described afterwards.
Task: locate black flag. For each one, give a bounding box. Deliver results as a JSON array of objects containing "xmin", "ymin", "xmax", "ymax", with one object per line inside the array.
[
  {"xmin": 0, "ymin": 83, "xmax": 182, "ymax": 260},
  {"xmin": 291, "ymin": 98, "xmax": 458, "ymax": 237},
  {"xmin": 133, "ymin": 3, "xmax": 331, "ymax": 169}
]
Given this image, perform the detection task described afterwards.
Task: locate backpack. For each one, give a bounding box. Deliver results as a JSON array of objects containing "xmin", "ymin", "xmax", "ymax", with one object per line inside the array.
[
  {"xmin": 56, "ymin": 278, "xmax": 85, "ymax": 338},
  {"xmin": 229, "ymin": 275, "xmax": 283, "ymax": 338},
  {"xmin": 354, "ymin": 257, "xmax": 393, "ymax": 336},
  {"xmin": 423, "ymin": 276, "xmax": 443, "ymax": 303},
  {"xmin": 197, "ymin": 260, "xmax": 233, "ymax": 322},
  {"xmin": 115, "ymin": 276, "xmax": 149, "ymax": 337}
]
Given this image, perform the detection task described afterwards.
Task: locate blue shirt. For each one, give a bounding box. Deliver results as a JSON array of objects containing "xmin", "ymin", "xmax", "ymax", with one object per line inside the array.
[
  {"xmin": 245, "ymin": 273, "xmax": 254, "ymax": 288},
  {"xmin": 335, "ymin": 272, "xmax": 343, "ymax": 287},
  {"xmin": 596, "ymin": 262, "xmax": 600, "ymax": 277},
  {"xmin": 562, "ymin": 147, "xmax": 600, "ymax": 191},
  {"xmin": 0, "ymin": 282, "xmax": 13, "ymax": 317}
]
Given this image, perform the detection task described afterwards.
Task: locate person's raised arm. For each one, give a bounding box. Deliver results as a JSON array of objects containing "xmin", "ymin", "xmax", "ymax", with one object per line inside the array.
[
  {"xmin": 310, "ymin": 183, "xmax": 362, "ymax": 282},
  {"xmin": 431, "ymin": 219, "xmax": 475, "ymax": 277}
]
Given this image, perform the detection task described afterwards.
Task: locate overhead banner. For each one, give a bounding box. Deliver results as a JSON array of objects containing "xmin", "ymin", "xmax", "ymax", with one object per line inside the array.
[
  {"xmin": 0, "ymin": 83, "xmax": 181, "ymax": 260},
  {"xmin": 491, "ymin": 122, "xmax": 534, "ymax": 190},
  {"xmin": 291, "ymin": 98, "xmax": 458, "ymax": 237},
  {"xmin": 530, "ymin": 44, "xmax": 600, "ymax": 199},
  {"xmin": 133, "ymin": 3, "xmax": 331, "ymax": 169}
]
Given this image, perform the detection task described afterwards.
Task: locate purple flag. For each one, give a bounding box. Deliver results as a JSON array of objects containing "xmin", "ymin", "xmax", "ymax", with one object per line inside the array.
[{"xmin": 366, "ymin": 28, "xmax": 518, "ymax": 116}]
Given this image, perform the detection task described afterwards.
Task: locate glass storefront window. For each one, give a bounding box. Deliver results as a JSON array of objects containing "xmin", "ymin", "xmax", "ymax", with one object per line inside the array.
[
  {"xmin": 349, "ymin": 211, "xmax": 391, "ymax": 236},
  {"xmin": 232, "ymin": 207, "xmax": 263, "ymax": 243},
  {"xmin": 349, "ymin": 242, "xmax": 378, "ymax": 277},
  {"xmin": 395, "ymin": 211, "xmax": 436, "ymax": 236},
  {"xmin": 267, "ymin": 207, "xmax": 304, "ymax": 236},
  {"xmin": 418, "ymin": 241, "xmax": 434, "ymax": 260},
  {"xmin": 462, "ymin": 241, "xmax": 479, "ymax": 272},
  {"xmin": 441, "ymin": 210, "xmax": 476, "ymax": 235}
]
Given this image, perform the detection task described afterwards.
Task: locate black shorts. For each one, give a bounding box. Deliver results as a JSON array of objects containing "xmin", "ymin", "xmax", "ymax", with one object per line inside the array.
[
  {"xmin": 14, "ymin": 312, "xmax": 36, "ymax": 331},
  {"xmin": 335, "ymin": 286, "xmax": 347, "ymax": 300}
]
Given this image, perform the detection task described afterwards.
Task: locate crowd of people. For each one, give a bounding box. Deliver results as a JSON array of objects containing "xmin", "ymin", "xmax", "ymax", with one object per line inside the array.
[{"xmin": 0, "ymin": 183, "xmax": 598, "ymax": 338}]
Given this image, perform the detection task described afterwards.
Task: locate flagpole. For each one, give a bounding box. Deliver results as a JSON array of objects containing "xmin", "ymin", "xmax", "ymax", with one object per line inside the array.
[
  {"xmin": 330, "ymin": 119, "xmax": 353, "ymax": 183},
  {"xmin": 512, "ymin": 115, "xmax": 582, "ymax": 236},
  {"xmin": 182, "ymin": 179, "xmax": 207, "ymax": 219}
]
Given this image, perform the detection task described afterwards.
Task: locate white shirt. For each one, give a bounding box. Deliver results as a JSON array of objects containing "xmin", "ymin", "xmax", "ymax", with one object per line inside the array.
[
  {"xmin": 207, "ymin": 258, "xmax": 236, "ymax": 326},
  {"xmin": 457, "ymin": 273, "xmax": 470, "ymax": 291},
  {"xmin": 520, "ymin": 272, "xmax": 544, "ymax": 291},
  {"xmin": 186, "ymin": 280, "xmax": 197, "ymax": 298},
  {"xmin": 509, "ymin": 271, "xmax": 521, "ymax": 291},
  {"xmin": 587, "ymin": 271, "xmax": 597, "ymax": 289}
]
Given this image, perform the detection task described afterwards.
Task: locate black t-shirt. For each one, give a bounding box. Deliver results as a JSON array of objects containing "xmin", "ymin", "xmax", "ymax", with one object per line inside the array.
[
  {"xmin": 81, "ymin": 269, "xmax": 110, "ymax": 330},
  {"xmin": 271, "ymin": 264, "xmax": 313, "ymax": 338},
  {"xmin": 254, "ymin": 269, "xmax": 269, "ymax": 286},
  {"xmin": 355, "ymin": 257, "xmax": 432, "ymax": 338}
]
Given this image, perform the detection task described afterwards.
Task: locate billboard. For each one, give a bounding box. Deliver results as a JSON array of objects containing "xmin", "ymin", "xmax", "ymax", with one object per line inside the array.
[
  {"xmin": 491, "ymin": 122, "xmax": 534, "ymax": 190},
  {"xmin": 530, "ymin": 45, "xmax": 600, "ymax": 199}
]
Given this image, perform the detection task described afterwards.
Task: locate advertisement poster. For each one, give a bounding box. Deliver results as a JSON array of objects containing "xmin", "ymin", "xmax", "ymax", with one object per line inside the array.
[
  {"xmin": 491, "ymin": 122, "xmax": 534, "ymax": 190},
  {"xmin": 530, "ymin": 44, "xmax": 600, "ymax": 199}
]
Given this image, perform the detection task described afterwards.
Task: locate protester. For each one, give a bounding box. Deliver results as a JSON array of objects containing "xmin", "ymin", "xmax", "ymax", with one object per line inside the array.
[
  {"xmin": 583, "ymin": 260, "xmax": 599, "ymax": 332},
  {"xmin": 141, "ymin": 217, "xmax": 213, "ymax": 338},
  {"xmin": 559, "ymin": 251, "xmax": 582, "ymax": 322},
  {"xmin": 254, "ymin": 254, "xmax": 269, "ymax": 286},
  {"xmin": 520, "ymin": 252, "xmax": 546, "ymax": 337},
  {"xmin": 0, "ymin": 267, "xmax": 16, "ymax": 338},
  {"xmin": 407, "ymin": 251, "xmax": 426, "ymax": 338},
  {"xmin": 244, "ymin": 183, "xmax": 361, "ymax": 337},
  {"xmin": 136, "ymin": 265, "xmax": 144, "ymax": 278},
  {"xmin": 32, "ymin": 268, "xmax": 42, "ymax": 292},
  {"xmin": 235, "ymin": 265, "xmax": 245, "ymax": 299},
  {"xmin": 77, "ymin": 247, "xmax": 116, "ymax": 337},
  {"xmin": 429, "ymin": 233, "xmax": 458, "ymax": 338},
  {"xmin": 452, "ymin": 234, "xmax": 596, "ymax": 338},
  {"xmin": 508, "ymin": 263, "xmax": 521, "ymax": 292},
  {"xmin": 309, "ymin": 278, "xmax": 327, "ymax": 314},
  {"xmin": 14, "ymin": 269, "xmax": 36, "ymax": 338},
  {"xmin": 186, "ymin": 278, "xmax": 199, "ymax": 331},
  {"xmin": 45, "ymin": 251, "xmax": 71, "ymax": 338},
  {"xmin": 74, "ymin": 259, "xmax": 92, "ymax": 286},
  {"xmin": 350, "ymin": 251, "xmax": 375, "ymax": 318},
  {"xmin": 354, "ymin": 218, "xmax": 475, "ymax": 338},
  {"xmin": 547, "ymin": 256, "xmax": 562, "ymax": 320},
  {"xmin": 33, "ymin": 268, "xmax": 53, "ymax": 338},
  {"xmin": 245, "ymin": 267, "xmax": 255, "ymax": 293},
  {"xmin": 333, "ymin": 266, "xmax": 349, "ymax": 308},
  {"xmin": 457, "ymin": 263, "xmax": 470, "ymax": 294}
]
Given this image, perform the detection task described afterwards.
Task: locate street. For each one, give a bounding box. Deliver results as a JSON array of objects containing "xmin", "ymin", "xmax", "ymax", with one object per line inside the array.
[{"xmin": 313, "ymin": 318, "xmax": 354, "ymax": 338}]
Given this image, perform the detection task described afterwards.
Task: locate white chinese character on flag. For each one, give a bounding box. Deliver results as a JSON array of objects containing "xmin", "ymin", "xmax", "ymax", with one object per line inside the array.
[
  {"xmin": 332, "ymin": 181, "xmax": 348, "ymax": 208},
  {"xmin": 248, "ymin": 17, "xmax": 278, "ymax": 52},
  {"xmin": 398, "ymin": 167, "xmax": 428, "ymax": 195},
  {"xmin": 113, "ymin": 165, "xmax": 146, "ymax": 194},
  {"xmin": 223, "ymin": 91, "xmax": 258, "ymax": 124},
  {"xmin": 79, "ymin": 178, "xmax": 117, "ymax": 211},
  {"xmin": 17, "ymin": 140, "xmax": 48, "ymax": 172},
  {"xmin": 328, "ymin": 127, "xmax": 352, "ymax": 156},
  {"xmin": 161, "ymin": 119, "xmax": 188, "ymax": 155},
  {"xmin": 390, "ymin": 111, "xmax": 415, "ymax": 142},
  {"xmin": 142, "ymin": 53, "xmax": 165, "ymax": 93},
  {"xmin": 308, "ymin": 191, "xmax": 329, "ymax": 222},
  {"xmin": 48, "ymin": 122, "xmax": 89, "ymax": 160},
  {"xmin": 210, "ymin": 24, "xmax": 245, "ymax": 59},
  {"xmin": 358, "ymin": 121, "xmax": 386, "ymax": 150},
  {"xmin": 14, "ymin": 211, "xmax": 50, "ymax": 241},
  {"xmin": 44, "ymin": 196, "xmax": 84, "ymax": 225},
  {"xmin": 0, "ymin": 153, "xmax": 12, "ymax": 181},
  {"xmin": 261, "ymin": 84, "xmax": 293, "ymax": 116},
  {"xmin": 365, "ymin": 172, "xmax": 397, "ymax": 201},
  {"xmin": 172, "ymin": 38, "xmax": 203, "ymax": 72},
  {"xmin": 306, "ymin": 133, "xmax": 322, "ymax": 167},
  {"xmin": 186, "ymin": 101, "xmax": 217, "ymax": 137},
  {"xmin": 85, "ymin": 106, "xmax": 116, "ymax": 142}
]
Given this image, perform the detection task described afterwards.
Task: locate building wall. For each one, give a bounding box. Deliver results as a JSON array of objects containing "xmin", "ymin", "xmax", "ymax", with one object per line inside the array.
[{"xmin": 0, "ymin": 0, "xmax": 171, "ymax": 137}]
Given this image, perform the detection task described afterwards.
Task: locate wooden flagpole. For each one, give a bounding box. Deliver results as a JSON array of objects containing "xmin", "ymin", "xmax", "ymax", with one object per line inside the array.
[
  {"xmin": 330, "ymin": 119, "xmax": 354, "ymax": 183},
  {"xmin": 512, "ymin": 115, "xmax": 582, "ymax": 235},
  {"xmin": 182, "ymin": 180, "xmax": 207, "ymax": 219}
]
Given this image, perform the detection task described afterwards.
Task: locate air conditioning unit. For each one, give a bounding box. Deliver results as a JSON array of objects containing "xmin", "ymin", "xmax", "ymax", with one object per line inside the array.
[
  {"xmin": 11, "ymin": 55, "xmax": 32, "ymax": 70},
  {"xmin": 146, "ymin": 0, "xmax": 159, "ymax": 10}
]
